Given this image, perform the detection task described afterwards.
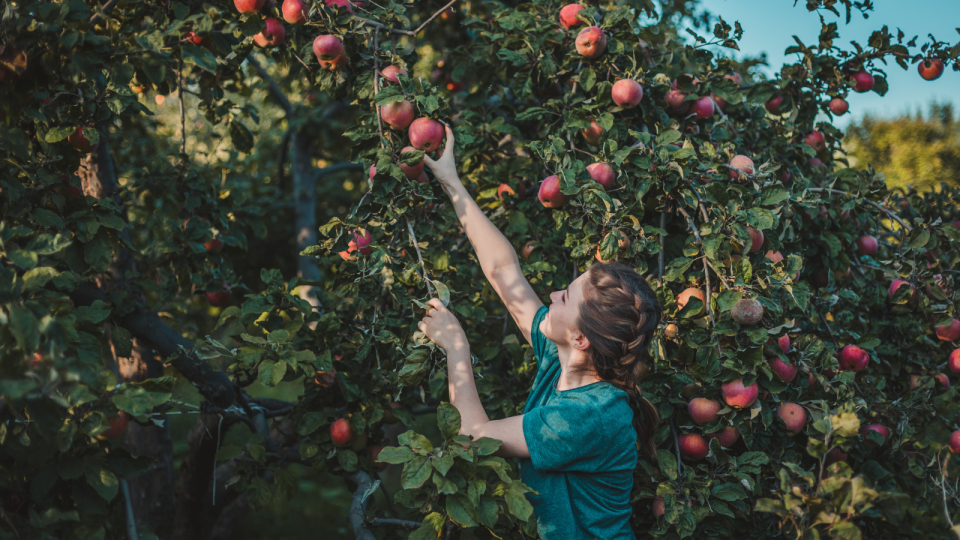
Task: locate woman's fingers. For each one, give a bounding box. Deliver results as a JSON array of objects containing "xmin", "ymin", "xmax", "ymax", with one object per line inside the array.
[
  {"xmin": 427, "ymin": 297, "xmax": 444, "ymax": 310},
  {"xmin": 440, "ymin": 124, "xmax": 455, "ymax": 158}
]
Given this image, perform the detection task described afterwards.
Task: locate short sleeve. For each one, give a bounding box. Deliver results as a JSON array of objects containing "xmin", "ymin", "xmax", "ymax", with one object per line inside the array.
[
  {"xmin": 522, "ymin": 395, "xmax": 606, "ymax": 472},
  {"xmin": 530, "ymin": 306, "xmax": 558, "ymax": 371}
]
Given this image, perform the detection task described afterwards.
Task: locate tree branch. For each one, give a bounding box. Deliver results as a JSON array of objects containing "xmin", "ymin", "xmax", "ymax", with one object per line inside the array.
[
  {"xmin": 369, "ymin": 518, "xmax": 422, "ymax": 529},
  {"xmin": 248, "ymin": 54, "xmax": 294, "ymax": 116},
  {"xmin": 406, "ymin": 219, "xmax": 434, "ymax": 297},
  {"xmin": 806, "ymin": 187, "xmax": 912, "ymax": 232},
  {"xmin": 354, "ymin": 0, "xmax": 458, "ymax": 37},
  {"xmin": 343, "ymin": 471, "xmax": 378, "ymax": 540}
]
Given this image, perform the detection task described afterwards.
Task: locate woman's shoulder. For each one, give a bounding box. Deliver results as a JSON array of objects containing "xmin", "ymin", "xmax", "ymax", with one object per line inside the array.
[{"xmin": 563, "ymin": 383, "xmax": 634, "ymax": 420}]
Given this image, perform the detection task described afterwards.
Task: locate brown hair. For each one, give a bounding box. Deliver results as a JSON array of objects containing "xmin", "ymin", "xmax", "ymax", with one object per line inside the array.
[{"xmin": 577, "ymin": 262, "xmax": 661, "ymax": 458}]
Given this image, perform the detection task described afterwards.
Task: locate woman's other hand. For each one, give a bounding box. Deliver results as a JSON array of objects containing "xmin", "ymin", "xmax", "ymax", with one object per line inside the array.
[
  {"xmin": 418, "ymin": 298, "xmax": 468, "ymax": 352},
  {"xmin": 422, "ymin": 124, "xmax": 459, "ymax": 186}
]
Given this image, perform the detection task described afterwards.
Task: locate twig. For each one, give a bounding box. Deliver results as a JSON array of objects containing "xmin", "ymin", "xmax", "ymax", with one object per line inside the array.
[
  {"xmin": 813, "ymin": 306, "xmax": 839, "ymax": 347},
  {"xmin": 806, "ymin": 187, "xmax": 912, "ymax": 232},
  {"xmin": 248, "ymin": 54, "xmax": 294, "ymax": 115},
  {"xmin": 89, "ymin": 0, "xmax": 120, "ymax": 23},
  {"xmin": 939, "ymin": 449, "xmax": 955, "ymax": 527},
  {"xmin": 372, "ymin": 28, "xmax": 386, "ymax": 150},
  {"xmin": 669, "ymin": 416, "xmax": 684, "ymax": 477},
  {"xmin": 369, "ymin": 518, "xmax": 423, "ymax": 529},
  {"xmin": 178, "ymin": 55, "xmax": 186, "ymax": 156},
  {"xmin": 354, "ymin": 0, "xmax": 458, "ymax": 37},
  {"xmin": 676, "ymin": 205, "xmax": 701, "ymax": 245},
  {"xmin": 658, "ymin": 211, "xmax": 666, "ymax": 282},
  {"xmin": 406, "ymin": 219, "xmax": 434, "ymax": 297},
  {"xmin": 120, "ymin": 478, "xmax": 138, "ymax": 540}
]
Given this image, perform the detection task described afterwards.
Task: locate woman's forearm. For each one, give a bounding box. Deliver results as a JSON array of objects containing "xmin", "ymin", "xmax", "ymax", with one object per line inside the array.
[
  {"xmin": 441, "ymin": 178, "xmax": 521, "ymax": 275},
  {"xmin": 445, "ymin": 341, "xmax": 489, "ymax": 433}
]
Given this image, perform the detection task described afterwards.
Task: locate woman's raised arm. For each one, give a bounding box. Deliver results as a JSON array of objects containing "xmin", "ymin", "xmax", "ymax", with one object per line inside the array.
[{"xmin": 424, "ymin": 125, "xmax": 544, "ymax": 344}]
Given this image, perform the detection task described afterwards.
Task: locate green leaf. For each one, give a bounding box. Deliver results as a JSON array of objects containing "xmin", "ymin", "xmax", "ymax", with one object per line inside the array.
[
  {"xmin": 759, "ymin": 186, "xmax": 789, "ymax": 206},
  {"xmin": 446, "ymin": 493, "xmax": 479, "ymax": 527},
  {"xmin": 399, "ymin": 430, "xmax": 434, "ymax": 454},
  {"xmin": 229, "ymin": 120, "xmax": 254, "ymax": 154},
  {"xmin": 656, "ymin": 129, "xmax": 682, "ymax": 146},
  {"xmin": 30, "ymin": 208, "xmax": 63, "ymax": 229},
  {"xmin": 711, "ymin": 483, "xmax": 747, "ymax": 501},
  {"xmin": 400, "ymin": 456, "xmax": 433, "ymax": 489},
  {"xmin": 580, "ymin": 67, "xmax": 597, "ymax": 91},
  {"xmin": 21, "ymin": 266, "xmax": 60, "ymax": 293},
  {"xmin": 437, "ymin": 402, "xmax": 462, "ymax": 440},
  {"xmin": 84, "ymin": 466, "xmax": 119, "ymax": 501},
  {"xmin": 182, "ymin": 43, "xmax": 218, "ymax": 73},
  {"xmin": 338, "ymin": 449, "xmax": 358, "ymax": 471},
  {"xmin": 664, "ymin": 257, "xmax": 694, "ymax": 283},
  {"xmin": 475, "ymin": 437, "xmax": 502, "ymax": 456},
  {"xmin": 376, "ymin": 446, "xmax": 416, "ymax": 464},
  {"xmin": 505, "ymin": 485, "xmax": 534, "ymax": 521},
  {"xmin": 74, "ymin": 300, "xmax": 111, "ymax": 324},
  {"xmin": 44, "ymin": 126, "xmax": 76, "ymax": 143}
]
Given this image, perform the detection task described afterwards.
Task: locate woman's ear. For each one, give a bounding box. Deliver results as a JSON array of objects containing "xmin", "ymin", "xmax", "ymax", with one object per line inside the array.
[{"xmin": 571, "ymin": 332, "xmax": 591, "ymax": 352}]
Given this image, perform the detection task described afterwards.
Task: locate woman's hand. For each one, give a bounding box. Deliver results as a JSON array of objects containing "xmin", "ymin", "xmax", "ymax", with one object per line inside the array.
[
  {"xmin": 423, "ymin": 124, "xmax": 459, "ymax": 186},
  {"xmin": 418, "ymin": 298, "xmax": 468, "ymax": 353}
]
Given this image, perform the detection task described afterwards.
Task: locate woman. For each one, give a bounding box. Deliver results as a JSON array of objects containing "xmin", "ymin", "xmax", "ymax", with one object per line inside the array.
[{"xmin": 417, "ymin": 125, "xmax": 661, "ymax": 540}]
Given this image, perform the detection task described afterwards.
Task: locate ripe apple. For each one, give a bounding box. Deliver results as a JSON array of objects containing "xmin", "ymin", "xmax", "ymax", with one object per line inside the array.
[
  {"xmin": 352, "ymin": 230, "xmax": 373, "ymax": 255},
  {"xmin": 68, "ymin": 127, "xmax": 98, "ymax": 153},
  {"xmin": 611, "ymin": 79, "xmax": 643, "ymax": 108},
  {"xmin": 677, "ymin": 288, "xmax": 705, "ymax": 315},
  {"xmin": 935, "ymin": 373, "xmax": 950, "ymax": 390},
  {"xmin": 731, "ymin": 298, "xmax": 763, "ymax": 325},
  {"xmin": 586, "ymin": 162, "xmax": 615, "ymax": 190},
  {"xmin": 948, "ymin": 349, "xmax": 960, "ymax": 373},
  {"xmin": 745, "ymin": 227, "xmax": 764, "ymax": 253},
  {"xmin": 234, "ymin": 0, "xmax": 265, "ymax": 13},
  {"xmin": 838, "ymin": 344, "xmax": 869, "ymax": 372},
  {"xmin": 312, "ymin": 35, "xmax": 343, "ymax": 60},
  {"xmin": 690, "ymin": 96, "xmax": 715, "ymax": 119},
  {"xmin": 314, "ymin": 369, "xmax": 337, "ymax": 387},
  {"xmin": 721, "ymin": 379, "xmax": 759, "ymax": 408},
  {"xmin": 575, "ymin": 26, "xmax": 606, "ymax": 59},
  {"xmin": 538, "ymin": 175, "xmax": 568, "ymax": 208},
  {"xmin": 381, "ymin": 65, "xmax": 407, "ymax": 85},
  {"xmin": 398, "ymin": 146, "xmax": 423, "ymax": 179},
  {"xmin": 728, "ymin": 155, "xmax": 754, "ymax": 180},
  {"xmin": 652, "ymin": 497, "xmax": 665, "ymax": 517},
  {"xmin": 765, "ymin": 95, "xmax": 784, "ymax": 114},
  {"xmin": 521, "ymin": 241, "xmax": 537, "ymax": 261},
  {"xmin": 770, "ymin": 357, "xmax": 798, "ymax": 383},
  {"xmin": 496, "ymin": 183, "xmax": 516, "ymax": 200},
  {"xmin": 829, "ymin": 97, "xmax": 849, "ymax": 115},
  {"xmin": 595, "ymin": 231, "xmax": 629, "ymax": 262},
  {"xmin": 558, "ymin": 4, "xmax": 585, "ymax": 30},
  {"xmin": 861, "ymin": 424, "xmax": 889, "ymax": 446},
  {"xmin": 935, "ymin": 319, "xmax": 960, "ymax": 342},
  {"xmin": 688, "ymin": 398, "xmax": 720, "ymax": 425},
  {"xmin": 777, "ymin": 403, "xmax": 806, "ymax": 434},
  {"xmin": 887, "ymin": 278, "xmax": 917, "ymax": 302},
  {"xmin": 380, "ymin": 100, "xmax": 415, "ymax": 130},
  {"xmin": 318, "ymin": 52, "xmax": 348, "ymax": 70},
  {"xmin": 856, "ymin": 234, "xmax": 878, "ymax": 255},
  {"xmin": 808, "ymin": 157, "xmax": 824, "ymax": 169},
  {"xmin": 96, "ymin": 412, "xmax": 130, "ymax": 441},
  {"xmin": 678, "ymin": 433, "xmax": 708, "ymax": 461},
  {"xmin": 408, "ymin": 118, "xmax": 444, "ymax": 152},
  {"xmin": 764, "ymin": 250, "xmax": 784, "ymax": 264},
  {"xmin": 206, "ymin": 285, "xmax": 231, "ymax": 307},
  {"xmin": 254, "ymin": 18, "xmax": 286, "ymax": 48},
  {"xmin": 369, "ymin": 446, "xmax": 388, "ymax": 470},
  {"xmin": 706, "ymin": 426, "xmax": 740, "ymax": 448},
  {"xmin": 665, "ymin": 90, "xmax": 690, "ymax": 114},
  {"xmin": 680, "ymin": 384, "xmax": 700, "ymax": 398},
  {"xmin": 204, "ymin": 235, "xmax": 224, "ymax": 254},
  {"xmin": 804, "ymin": 130, "xmax": 826, "ymax": 151},
  {"xmin": 26, "ymin": 352, "xmax": 43, "ymax": 368},
  {"xmin": 581, "ymin": 120, "xmax": 604, "ymax": 145},
  {"xmin": 850, "ymin": 70, "xmax": 874, "ymax": 93},
  {"xmin": 950, "ymin": 430, "xmax": 960, "ymax": 454},
  {"xmin": 330, "ymin": 418, "xmax": 355, "ymax": 446},
  {"xmin": 282, "ymin": 0, "xmax": 307, "ymax": 24},
  {"xmin": 918, "ymin": 58, "xmax": 944, "ymax": 81},
  {"xmin": 664, "ymin": 324, "xmax": 679, "ymax": 339}
]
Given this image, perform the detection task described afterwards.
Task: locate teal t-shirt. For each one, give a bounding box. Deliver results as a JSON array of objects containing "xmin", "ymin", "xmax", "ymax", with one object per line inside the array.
[{"xmin": 519, "ymin": 306, "xmax": 638, "ymax": 540}]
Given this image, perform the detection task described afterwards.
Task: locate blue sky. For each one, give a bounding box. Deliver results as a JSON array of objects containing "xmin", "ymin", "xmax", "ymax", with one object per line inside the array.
[{"xmin": 685, "ymin": 0, "xmax": 958, "ymax": 128}]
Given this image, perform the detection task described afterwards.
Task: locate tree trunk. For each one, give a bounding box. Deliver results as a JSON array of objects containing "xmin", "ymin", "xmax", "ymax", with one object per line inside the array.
[
  {"xmin": 292, "ymin": 128, "xmax": 321, "ymax": 315},
  {"xmin": 173, "ymin": 414, "xmax": 226, "ymax": 540}
]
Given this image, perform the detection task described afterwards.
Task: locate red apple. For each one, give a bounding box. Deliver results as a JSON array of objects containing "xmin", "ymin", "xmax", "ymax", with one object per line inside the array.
[
  {"xmin": 318, "ymin": 52, "xmax": 348, "ymax": 70},
  {"xmin": 581, "ymin": 120, "xmax": 604, "ymax": 145},
  {"xmin": 777, "ymin": 334, "xmax": 791, "ymax": 354},
  {"xmin": 765, "ymin": 95, "xmax": 783, "ymax": 114},
  {"xmin": 777, "ymin": 403, "xmax": 806, "ymax": 434},
  {"xmin": 234, "ymin": 0, "xmax": 265, "ymax": 13},
  {"xmin": 808, "ymin": 157, "xmax": 824, "ymax": 169},
  {"xmin": 538, "ymin": 175, "xmax": 568, "ymax": 208},
  {"xmin": 353, "ymin": 230, "xmax": 373, "ymax": 255},
  {"xmin": 521, "ymin": 241, "xmax": 537, "ymax": 261},
  {"xmin": 595, "ymin": 231, "xmax": 630, "ymax": 262},
  {"xmin": 829, "ymin": 97, "xmax": 849, "ymax": 115},
  {"xmin": 765, "ymin": 250, "xmax": 784, "ymax": 264},
  {"xmin": 398, "ymin": 146, "xmax": 423, "ymax": 179},
  {"xmin": 204, "ymin": 236, "xmax": 224, "ymax": 254},
  {"xmin": 722, "ymin": 379, "xmax": 759, "ymax": 409},
  {"xmin": 731, "ymin": 298, "xmax": 763, "ymax": 325},
  {"xmin": 856, "ymin": 234, "xmax": 878, "ymax": 255},
  {"xmin": 558, "ymin": 4, "xmax": 585, "ymax": 30},
  {"xmin": 331, "ymin": 418, "xmax": 355, "ymax": 446},
  {"xmin": 678, "ymin": 433, "xmax": 709, "ymax": 461},
  {"xmin": 575, "ymin": 26, "xmax": 606, "ymax": 59},
  {"xmin": 948, "ymin": 349, "xmax": 960, "ymax": 373},
  {"xmin": 950, "ymin": 430, "xmax": 960, "ymax": 454},
  {"xmin": 652, "ymin": 497, "xmax": 665, "ymax": 517},
  {"xmin": 370, "ymin": 446, "xmax": 388, "ymax": 471},
  {"xmin": 677, "ymin": 288, "xmax": 706, "ymax": 315},
  {"xmin": 690, "ymin": 96, "xmax": 715, "ymax": 119},
  {"xmin": 665, "ymin": 90, "xmax": 690, "ymax": 114},
  {"xmin": 850, "ymin": 70, "xmax": 874, "ymax": 93},
  {"xmin": 838, "ymin": 344, "xmax": 869, "ymax": 372},
  {"xmin": 586, "ymin": 162, "xmax": 615, "ymax": 190},
  {"xmin": 381, "ymin": 65, "xmax": 407, "ymax": 85},
  {"xmin": 253, "ymin": 18, "xmax": 286, "ymax": 48},
  {"xmin": 770, "ymin": 357, "xmax": 798, "ymax": 383},
  {"xmin": 96, "ymin": 412, "xmax": 130, "ymax": 441},
  {"xmin": 705, "ymin": 426, "xmax": 740, "ymax": 448},
  {"xmin": 282, "ymin": 0, "xmax": 307, "ymax": 24},
  {"xmin": 688, "ymin": 398, "xmax": 720, "ymax": 425},
  {"xmin": 728, "ymin": 155, "xmax": 754, "ymax": 180},
  {"xmin": 918, "ymin": 58, "xmax": 944, "ymax": 81},
  {"xmin": 935, "ymin": 373, "xmax": 950, "ymax": 390},
  {"xmin": 312, "ymin": 35, "xmax": 343, "ymax": 61},
  {"xmin": 861, "ymin": 424, "xmax": 889, "ymax": 446},
  {"xmin": 27, "ymin": 352, "xmax": 43, "ymax": 368},
  {"xmin": 497, "ymin": 183, "xmax": 516, "ymax": 200},
  {"xmin": 611, "ymin": 79, "xmax": 643, "ymax": 108},
  {"xmin": 408, "ymin": 118, "xmax": 444, "ymax": 152},
  {"xmin": 206, "ymin": 285, "xmax": 231, "ymax": 306},
  {"xmin": 887, "ymin": 278, "xmax": 917, "ymax": 302},
  {"xmin": 936, "ymin": 319, "xmax": 960, "ymax": 342},
  {"xmin": 745, "ymin": 227, "xmax": 764, "ymax": 253},
  {"xmin": 68, "ymin": 127, "xmax": 98, "ymax": 153},
  {"xmin": 314, "ymin": 369, "xmax": 337, "ymax": 387},
  {"xmin": 380, "ymin": 100, "xmax": 415, "ymax": 130},
  {"xmin": 804, "ymin": 130, "xmax": 826, "ymax": 152}
]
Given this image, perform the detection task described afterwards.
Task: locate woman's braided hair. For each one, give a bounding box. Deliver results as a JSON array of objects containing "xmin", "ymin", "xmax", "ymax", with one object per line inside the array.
[{"xmin": 576, "ymin": 262, "xmax": 661, "ymax": 458}]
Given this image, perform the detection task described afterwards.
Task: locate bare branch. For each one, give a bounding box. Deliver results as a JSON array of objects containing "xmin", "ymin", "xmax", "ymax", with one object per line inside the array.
[
  {"xmin": 406, "ymin": 219, "xmax": 434, "ymax": 297},
  {"xmin": 354, "ymin": 0, "xmax": 458, "ymax": 37},
  {"xmin": 369, "ymin": 518, "xmax": 423, "ymax": 529},
  {"xmin": 248, "ymin": 54, "xmax": 294, "ymax": 116},
  {"xmin": 806, "ymin": 187, "xmax": 912, "ymax": 232},
  {"xmin": 343, "ymin": 471, "xmax": 378, "ymax": 540},
  {"xmin": 89, "ymin": 0, "xmax": 120, "ymax": 23}
]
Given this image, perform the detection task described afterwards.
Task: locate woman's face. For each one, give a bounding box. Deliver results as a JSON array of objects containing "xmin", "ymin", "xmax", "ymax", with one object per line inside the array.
[{"xmin": 540, "ymin": 270, "xmax": 588, "ymax": 348}]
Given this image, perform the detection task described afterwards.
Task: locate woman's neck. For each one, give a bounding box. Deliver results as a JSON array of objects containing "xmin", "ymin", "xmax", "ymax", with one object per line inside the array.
[{"xmin": 555, "ymin": 346, "xmax": 603, "ymax": 391}]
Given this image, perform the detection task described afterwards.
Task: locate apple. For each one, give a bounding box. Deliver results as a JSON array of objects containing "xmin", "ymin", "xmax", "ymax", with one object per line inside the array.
[
  {"xmin": 318, "ymin": 52, "xmax": 348, "ymax": 70},
  {"xmin": 325, "ymin": 0, "xmax": 354, "ymax": 12},
  {"xmin": 677, "ymin": 288, "xmax": 705, "ymax": 315},
  {"xmin": 721, "ymin": 379, "xmax": 759, "ymax": 408},
  {"xmin": 26, "ymin": 352, "xmax": 43, "ymax": 368},
  {"xmin": 804, "ymin": 130, "xmax": 826, "ymax": 151},
  {"xmin": 370, "ymin": 446, "xmax": 388, "ymax": 471},
  {"xmin": 824, "ymin": 447, "xmax": 847, "ymax": 465},
  {"xmin": 206, "ymin": 285, "xmax": 231, "ymax": 307},
  {"xmin": 664, "ymin": 324, "xmax": 679, "ymax": 339},
  {"xmin": 706, "ymin": 426, "xmax": 740, "ymax": 448},
  {"xmin": 688, "ymin": 398, "xmax": 720, "ymax": 425},
  {"xmin": 581, "ymin": 120, "xmax": 604, "ymax": 145},
  {"xmin": 856, "ymin": 234, "xmax": 878, "ymax": 255},
  {"xmin": 680, "ymin": 384, "xmax": 700, "ymax": 398},
  {"xmin": 559, "ymin": 4, "xmax": 585, "ymax": 30},
  {"xmin": 312, "ymin": 35, "xmax": 343, "ymax": 60},
  {"xmin": 204, "ymin": 236, "xmax": 224, "ymax": 254},
  {"xmin": 935, "ymin": 373, "xmax": 950, "ymax": 390},
  {"xmin": 354, "ymin": 230, "xmax": 373, "ymax": 255},
  {"xmin": 234, "ymin": 0, "xmax": 265, "ymax": 13},
  {"xmin": 575, "ymin": 26, "xmax": 606, "ymax": 59},
  {"xmin": 678, "ymin": 433, "xmax": 709, "ymax": 461},
  {"xmin": 936, "ymin": 319, "xmax": 960, "ymax": 342},
  {"xmin": 745, "ymin": 227, "xmax": 764, "ymax": 253},
  {"xmin": 398, "ymin": 146, "xmax": 423, "ymax": 179},
  {"xmin": 595, "ymin": 231, "xmax": 630, "ymax": 262},
  {"xmin": 728, "ymin": 155, "xmax": 754, "ymax": 180},
  {"xmin": 380, "ymin": 100, "xmax": 415, "ymax": 130},
  {"xmin": 861, "ymin": 424, "xmax": 889, "ymax": 446},
  {"xmin": 282, "ymin": 0, "xmax": 307, "ymax": 24},
  {"xmin": 586, "ymin": 162, "xmax": 615, "ymax": 190},
  {"xmin": 97, "ymin": 412, "xmax": 130, "ymax": 441},
  {"xmin": 538, "ymin": 175, "xmax": 568, "ymax": 208},
  {"xmin": 948, "ymin": 349, "xmax": 960, "ymax": 373},
  {"xmin": 808, "ymin": 157, "xmax": 824, "ymax": 169},
  {"xmin": 887, "ymin": 278, "xmax": 917, "ymax": 302},
  {"xmin": 950, "ymin": 431, "xmax": 960, "ymax": 454},
  {"xmin": 408, "ymin": 118, "xmax": 444, "ymax": 152},
  {"xmin": 254, "ymin": 18, "xmax": 286, "ymax": 48},
  {"xmin": 652, "ymin": 497, "xmax": 665, "ymax": 517},
  {"xmin": 838, "ymin": 344, "xmax": 869, "ymax": 372},
  {"xmin": 68, "ymin": 127, "xmax": 98, "ymax": 153},
  {"xmin": 777, "ymin": 403, "xmax": 806, "ymax": 434},
  {"xmin": 770, "ymin": 357, "xmax": 798, "ymax": 383},
  {"xmin": 850, "ymin": 70, "xmax": 874, "ymax": 93},
  {"xmin": 829, "ymin": 97, "xmax": 849, "ymax": 115},
  {"xmin": 496, "ymin": 183, "xmax": 516, "ymax": 200},
  {"xmin": 314, "ymin": 369, "xmax": 337, "ymax": 387},
  {"xmin": 368, "ymin": 164, "xmax": 376, "ymax": 182},
  {"xmin": 690, "ymin": 96, "xmax": 715, "ymax": 119},
  {"xmin": 918, "ymin": 58, "xmax": 944, "ymax": 81},
  {"xmin": 731, "ymin": 298, "xmax": 763, "ymax": 325},
  {"xmin": 381, "ymin": 65, "xmax": 407, "ymax": 85},
  {"xmin": 777, "ymin": 334, "xmax": 791, "ymax": 354},
  {"xmin": 521, "ymin": 241, "xmax": 537, "ymax": 261},
  {"xmin": 765, "ymin": 95, "xmax": 784, "ymax": 114},
  {"xmin": 331, "ymin": 418, "xmax": 355, "ymax": 446},
  {"xmin": 665, "ymin": 90, "xmax": 690, "ymax": 114},
  {"xmin": 611, "ymin": 79, "xmax": 643, "ymax": 108},
  {"xmin": 764, "ymin": 250, "xmax": 784, "ymax": 264}
]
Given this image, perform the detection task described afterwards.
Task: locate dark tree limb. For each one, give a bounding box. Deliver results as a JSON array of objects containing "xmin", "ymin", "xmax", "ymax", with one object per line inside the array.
[
  {"xmin": 248, "ymin": 55, "xmax": 294, "ymax": 116},
  {"xmin": 806, "ymin": 187, "xmax": 912, "ymax": 231},
  {"xmin": 342, "ymin": 471, "xmax": 378, "ymax": 540},
  {"xmin": 208, "ymin": 492, "xmax": 249, "ymax": 540},
  {"xmin": 369, "ymin": 518, "xmax": 422, "ymax": 529},
  {"xmin": 173, "ymin": 414, "xmax": 230, "ymax": 540}
]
